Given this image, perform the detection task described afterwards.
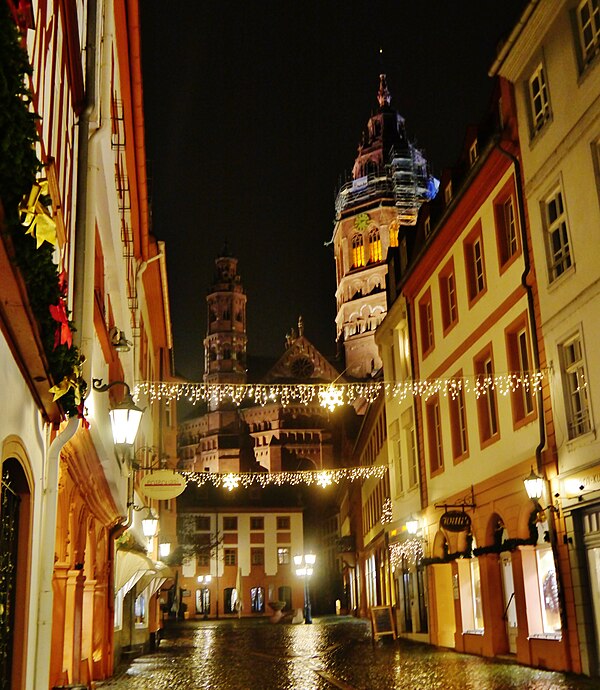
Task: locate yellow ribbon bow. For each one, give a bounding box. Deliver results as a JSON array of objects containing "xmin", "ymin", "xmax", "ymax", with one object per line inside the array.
[{"xmin": 19, "ymin": 179, "xmax": 58, "ymax": 248}]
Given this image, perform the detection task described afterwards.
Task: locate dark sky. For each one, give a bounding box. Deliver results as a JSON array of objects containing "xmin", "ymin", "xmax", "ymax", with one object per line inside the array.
[{"xmin": 140, "ymin": 1, "xmax": 526, "ymax": 382}]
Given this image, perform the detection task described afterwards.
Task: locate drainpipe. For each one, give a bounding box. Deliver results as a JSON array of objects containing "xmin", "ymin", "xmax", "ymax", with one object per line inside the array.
[
  {"xmin": 72, "ymin": 0, "xmax": 98, "ymax": 386},
  {"xmin": 495, "ymin": 142, "xmax": 545, "ymax": 472},
  {"xmin": 33, "ymin": 416, "xmax": 80, "ymax": 689},
  {"xmin": 496, "ymin": 140, "xmax": 571, "ymax": 662}
]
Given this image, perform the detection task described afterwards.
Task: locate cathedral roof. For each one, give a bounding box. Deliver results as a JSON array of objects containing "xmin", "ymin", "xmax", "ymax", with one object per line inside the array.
[{"xmin": 263, "ymin": 316, "xmax": 343, "ymax": 384}]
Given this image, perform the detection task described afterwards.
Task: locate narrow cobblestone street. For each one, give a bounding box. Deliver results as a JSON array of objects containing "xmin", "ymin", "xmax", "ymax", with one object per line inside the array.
[{"xmin": 96, "ymin": 617, "xmax": 600, "ymax": 690}]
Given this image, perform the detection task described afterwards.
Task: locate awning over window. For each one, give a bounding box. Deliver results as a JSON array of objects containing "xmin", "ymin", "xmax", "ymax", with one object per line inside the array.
[{"xmin": 115, "ymin": 550, "xmax": 155, "ymax": 597}]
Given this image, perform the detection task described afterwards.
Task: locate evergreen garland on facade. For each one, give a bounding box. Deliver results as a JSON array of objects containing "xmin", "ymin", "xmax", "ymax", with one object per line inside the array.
[{"xmin": 0, "ymin": 5, "xmax": 82, "ymax": 418}]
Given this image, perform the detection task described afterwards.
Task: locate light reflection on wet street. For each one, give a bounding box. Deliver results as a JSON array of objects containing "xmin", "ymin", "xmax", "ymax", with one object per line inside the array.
[{"xmin": 96, "ymin": 617, "xmax": 600, "ymax": 689}]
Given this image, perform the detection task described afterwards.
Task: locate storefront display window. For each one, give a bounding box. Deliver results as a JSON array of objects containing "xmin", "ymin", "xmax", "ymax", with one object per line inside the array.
[
  {"xmin": 536, "ymin": 547, "xmax": 561, "ymax": 634},
  {"xmin": 458, "ymin": 554, "xmax": 484, "ymax": 633}
]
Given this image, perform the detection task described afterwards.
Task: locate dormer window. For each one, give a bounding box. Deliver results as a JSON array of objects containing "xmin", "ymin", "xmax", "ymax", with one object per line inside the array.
[
  {"xmin": 444, "ymin": 182, "xmax": 453, "ymax": 205},
  {"xmin": 469, "ymin": 140, "xmax": 479, "ymax": 166}
]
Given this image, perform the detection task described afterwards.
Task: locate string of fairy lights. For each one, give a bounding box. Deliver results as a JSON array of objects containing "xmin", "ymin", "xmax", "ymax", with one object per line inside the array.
[
  {"xmin": 135, "ymin": 370, "xmax": 545, "ymax": 410},
  {"xmin": 389, "ymin": 539, "xmax": 425, "ymax": 569},
  {"xmin": 183, "ymin": 465, "xmax": 388, "ymax": 491}
]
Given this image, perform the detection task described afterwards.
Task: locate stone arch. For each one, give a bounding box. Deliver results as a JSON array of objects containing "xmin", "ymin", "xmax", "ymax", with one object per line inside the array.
[{"xmin": 432, "ymin": 530, "xmax": 449, "ymax": 560}]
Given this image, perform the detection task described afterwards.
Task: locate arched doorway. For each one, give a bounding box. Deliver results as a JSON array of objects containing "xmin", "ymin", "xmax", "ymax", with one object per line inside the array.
[{"xmin": 1, "ymin": 457, "xmax": 32, "ymax": 689}]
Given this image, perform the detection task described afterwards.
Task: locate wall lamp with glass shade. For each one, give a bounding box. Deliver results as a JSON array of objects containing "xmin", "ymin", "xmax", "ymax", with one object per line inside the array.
[
  {"xmin": 92, "ymin": 379, "xmax": 144, "ymax": 464},
  {"xmin": 141, "ymin": 507, "xmax": 159, "ymax": 539},
  {"xmin": 524, "ymin": 467, "xmax": 559, "ymax": 517},
  {"xmin": 406, "ymin": 515, "xmax": 419, "ymax": 535},
  {"xmin": 158, "ymin": 542, "xmax": 171, "ymax": 559}
]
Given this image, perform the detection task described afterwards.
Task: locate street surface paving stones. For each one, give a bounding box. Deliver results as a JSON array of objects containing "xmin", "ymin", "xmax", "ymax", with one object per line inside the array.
[{"xmin": 96, "ymin": 617, "xmax": 600, "ymax": 690}]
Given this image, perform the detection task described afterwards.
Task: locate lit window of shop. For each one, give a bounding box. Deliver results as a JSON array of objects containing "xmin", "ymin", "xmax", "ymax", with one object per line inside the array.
[
  {"xmin": 536, "ymin": 544, "xmax": 561, "ymax": 635},
  {"xmin": 458, "ymin": 552, "xmax": 484, "ymax": 633},
  {"xmin": 365, "ymin": 555, "xmax": 377, "ymax": 608}
]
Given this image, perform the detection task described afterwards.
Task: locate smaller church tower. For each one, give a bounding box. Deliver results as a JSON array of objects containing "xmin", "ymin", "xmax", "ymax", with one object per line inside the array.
[{"xmin": 204, "ymin": 246, "xmax": 247, "ymax": 385}]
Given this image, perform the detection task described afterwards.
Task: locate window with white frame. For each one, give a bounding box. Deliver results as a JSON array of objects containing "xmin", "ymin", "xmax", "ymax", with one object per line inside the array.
[
  {"xmin": 577, "ymin": 0, "xmax": 600, "ymax": 67},
  {"xmin": 544, "ymin": 187, "xmax": 572, "ymax": 281},
  {"xmin": 277, "ymin": 547, "xmax": 290, "ymax": 565},
  {"xmin": 559, "ymin": 333, "xmax": 591, "ymax": 438},
  {"xmin": 528, "ymin": 63, "xmax": 551, "ymax": 134}
]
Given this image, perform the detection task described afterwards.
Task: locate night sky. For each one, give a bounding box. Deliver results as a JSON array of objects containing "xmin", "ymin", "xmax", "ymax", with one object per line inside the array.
[{"xmin": 140, "ymin": 1, "xmax": 526, "ymax": 382}]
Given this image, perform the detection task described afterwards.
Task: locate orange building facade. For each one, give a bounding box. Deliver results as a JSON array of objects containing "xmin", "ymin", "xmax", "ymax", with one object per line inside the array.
[{"xmin": 1, "ymin": 1, "xmax": 176, "ymax": 688}]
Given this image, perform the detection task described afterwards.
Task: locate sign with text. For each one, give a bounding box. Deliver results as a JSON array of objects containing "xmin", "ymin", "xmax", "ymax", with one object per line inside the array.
[
  {"xmin": 140, "ymin": 470, "xmax": 187, "ymax": 500},
  {"xmin": 440, "ymin": 510, "xmax": 471, "ymax": 533}
]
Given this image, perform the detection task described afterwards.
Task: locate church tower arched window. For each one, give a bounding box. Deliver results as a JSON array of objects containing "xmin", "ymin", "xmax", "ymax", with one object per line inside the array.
[
  {"xmin": 368, "ymin": 228, "xmax": 382, "ymax": 262},
  {"xmin": 352, "ymin": 234, "xmax": 365, "ymax": 268}
]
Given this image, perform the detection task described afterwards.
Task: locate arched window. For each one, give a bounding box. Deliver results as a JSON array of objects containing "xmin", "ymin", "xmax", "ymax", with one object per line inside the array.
[
  {"xmin": 352, "ymin": 234, "xmax": 365, "ymax": 268},
  {"xmin": 369, "ymin": 228, "xmax": 382, "ymax": 262}
]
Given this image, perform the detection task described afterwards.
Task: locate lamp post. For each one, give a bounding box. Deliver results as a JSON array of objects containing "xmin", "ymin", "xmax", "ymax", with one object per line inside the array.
[{"xmin": 294, "ymin": 553, "xmax": 316, "ymax": 624}]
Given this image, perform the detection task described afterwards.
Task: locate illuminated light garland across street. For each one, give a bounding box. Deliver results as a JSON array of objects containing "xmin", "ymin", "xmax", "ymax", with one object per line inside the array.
[
  {"xmin": 135, "ymin": 370, "xmax": 546, "ymax": 410},
  {"xmin": 183, "ymin": 465, "xmax": 388, "ymax": 490}
]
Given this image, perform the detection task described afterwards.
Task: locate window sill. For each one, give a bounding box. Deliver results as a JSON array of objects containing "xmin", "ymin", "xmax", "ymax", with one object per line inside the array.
[
  {"xmin": 529, "ymin": 632, "xmax": 562, "ymax": 641},
  {"xmin": 463, "ymin": 629, "xmax": 484, "ymax": 636},
  {"xmin": 566, "ymin": 427, "xmax": 596, "ymax": 449}
]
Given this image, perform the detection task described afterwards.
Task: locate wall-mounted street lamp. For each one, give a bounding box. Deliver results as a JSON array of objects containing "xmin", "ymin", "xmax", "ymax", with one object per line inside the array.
[
  {"xmin": 92, "ymin": 379, "xmax": 144, "ymax": 463},
  {"xmin": 406, "ymin": 515, "xmax": 419, "ymax": 535},
  {"xmin": 294, "ymin": 553, "xmax": 316, "ymax": 624},
  {"xmin": 159, "ymin": 542, "xmax": 171, "ymax": 559},
  {"xmin": 141, "ymin": 507, "xmax": 159, "ymax": 539},
  {"xmin": 524, "ymin": 467, "xmax": 559, "ymax": 518}
]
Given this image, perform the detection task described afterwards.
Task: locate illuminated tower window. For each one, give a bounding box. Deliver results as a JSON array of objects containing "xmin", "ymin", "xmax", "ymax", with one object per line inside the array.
[
  {"xmin": 389, "ymin": 221, "xmax": 399, "ymax": 248},
  {"xmin": 369, "ymin": 228, "xmax": 382, "ymax": 262},
  {"xmin": 352, "ymin": 234, "xmax": 365, "ymax": 268}
]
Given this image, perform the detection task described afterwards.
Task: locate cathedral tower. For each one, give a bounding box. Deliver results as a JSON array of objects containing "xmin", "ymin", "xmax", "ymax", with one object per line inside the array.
[
  {"xmin": 204, "ymin": 247, "xmax": 247, "ymax": 385},
  {"xmin": 332, "ymin": 75, "xmax": 436, "ymax": 378}
]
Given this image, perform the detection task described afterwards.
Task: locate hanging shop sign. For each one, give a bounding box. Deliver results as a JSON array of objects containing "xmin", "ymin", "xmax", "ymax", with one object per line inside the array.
[
  {"xmin": 140, "ymin": 470, "xmax": 187, "ymax": 500},
  {"xmin": 440, "ymin": 510, "xmax": 471, "ymax": 533}
]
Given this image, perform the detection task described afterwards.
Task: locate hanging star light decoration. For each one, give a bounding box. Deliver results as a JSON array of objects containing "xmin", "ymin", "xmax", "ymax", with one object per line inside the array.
[
  {"xmin": 135, "ymin": 370, "xmax": 545, "ymax": 409},
  {"xmin": 222, "ymin": 473, "xmax": 240, "ymax": 491},
  {"xmin": 318, "ymin": 384, "xmax": 345, "ymax": 412},
  {"xmin": 316, "ymin": 471, "xmax": 333, "ymax": 488}
]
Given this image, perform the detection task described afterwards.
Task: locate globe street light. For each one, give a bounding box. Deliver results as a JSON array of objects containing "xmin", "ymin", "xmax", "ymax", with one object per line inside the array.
[{"xmin": 294, "ymin": 553, "xmax": 316, "ymax": 624}]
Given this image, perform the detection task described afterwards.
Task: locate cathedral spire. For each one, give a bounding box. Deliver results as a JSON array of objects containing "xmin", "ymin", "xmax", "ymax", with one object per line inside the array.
[{"xmin": 377, "ymin": 73, "xmax": 391, "ymax": 108}]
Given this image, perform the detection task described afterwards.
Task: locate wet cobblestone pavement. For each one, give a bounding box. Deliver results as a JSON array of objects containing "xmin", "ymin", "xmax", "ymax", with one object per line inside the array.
[{"xmin": 96, "ymin": 617, "xmax": 600, "ymax": 690}]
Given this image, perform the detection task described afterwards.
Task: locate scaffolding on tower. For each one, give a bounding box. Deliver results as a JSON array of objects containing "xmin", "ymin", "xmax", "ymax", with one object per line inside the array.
[{"xmin": 389, "ymin": 145, "xmax": 439, "ymax": 226}]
